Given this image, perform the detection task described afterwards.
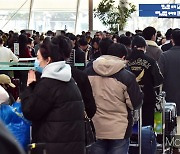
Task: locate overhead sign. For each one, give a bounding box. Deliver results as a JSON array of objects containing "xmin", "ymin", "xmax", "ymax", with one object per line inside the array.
[{"xmin": 139, "ymin": 4, "xmax": 180, "ymax": 18}]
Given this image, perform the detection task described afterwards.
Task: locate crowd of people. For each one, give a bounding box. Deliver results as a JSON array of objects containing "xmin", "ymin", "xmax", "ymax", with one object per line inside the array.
[{"xmin": 0, "ymin": 26, "xmax": 180, "ymax": 154}]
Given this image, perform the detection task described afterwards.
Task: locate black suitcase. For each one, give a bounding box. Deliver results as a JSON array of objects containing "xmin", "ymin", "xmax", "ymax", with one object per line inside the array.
[{"xmin": 165, "ymin": 102, "xmax": 177, "ymax": 135}]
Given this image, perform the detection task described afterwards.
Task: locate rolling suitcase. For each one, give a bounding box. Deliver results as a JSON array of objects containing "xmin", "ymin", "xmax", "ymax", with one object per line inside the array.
[
  {"xmin": 165, "ymin": 102, "xmax": 177, "ymax": 135},
  {"xmin": 129, "ymin": 123, "xmax": 157, "ymax": 154},
  {"xmin": 154, "ymin": 102, "xmax": 177, "ymax": 135},
  {"xmin": 141, "ymin": 126, "xmax": 157, "ymax": 154},
  {"xmin": 154, "ymin": 92, "xmax": 175, "ymax": 153}
]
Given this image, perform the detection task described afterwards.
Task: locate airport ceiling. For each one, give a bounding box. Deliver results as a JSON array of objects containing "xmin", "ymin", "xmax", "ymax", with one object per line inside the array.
[
  {"xmin": 0, "ymin": 0, "xmax": 178, "ymax": 11},
  {"xmin": 0, "ymin": 0, "xmax": 80, "ymax": 10}
]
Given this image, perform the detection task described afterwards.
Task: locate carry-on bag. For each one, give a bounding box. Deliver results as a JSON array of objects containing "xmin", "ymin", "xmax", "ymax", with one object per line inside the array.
[
  {"xmin": 130, "ymin": 124, "xmax": 157, "ymax": 154},
  {"xmin": 141, "ymin": 126, "xmax": 157, "ymax": 154},
  {"xmin": 165, "ymin": 102, "xmax": 177, "ymax": 135}
]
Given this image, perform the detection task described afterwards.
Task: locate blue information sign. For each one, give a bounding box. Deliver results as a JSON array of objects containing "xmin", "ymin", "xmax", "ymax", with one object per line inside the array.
[{"xmin": 139, "ymin": 4, "xmax": 180, "ymax": 18}]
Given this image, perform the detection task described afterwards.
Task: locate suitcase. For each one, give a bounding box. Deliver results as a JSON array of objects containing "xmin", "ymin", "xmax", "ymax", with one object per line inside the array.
[
  {"xmin": 130, "ymin": 124, "xmax": 157, "ymax": 154},
  {"xmin": 141, "ymin": 126, "xmax": 157, "ymax": 154},
  {"xmin": 153, "ymin": 92, "xmax": 176, "ymax": 153},
  {"xmin": 129, "ymin": 107, "xmax": 157, "ymax": 154},
  {"xmin": 165, "ymin": 102, "xmax": 177, "ymax": 135},
  {"xmin": 154, "ymin": 102, "xmax": 177, "ymax": 135}
]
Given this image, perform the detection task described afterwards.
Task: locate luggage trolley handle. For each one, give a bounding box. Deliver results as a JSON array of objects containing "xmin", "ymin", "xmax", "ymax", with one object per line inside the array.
[
  {"xmin": 28, "ymin": 143, "xmax": 47, "ymax": 154},
  {"xmin": 132, "ymin": 107, "xmax": 142, "ymax": 154},
  {"xmin": 138, "ymin": 107, "xmax": 142, "ymax": 154},
  {"xmin": 160, "ymin": 91, "xmax": 166, "ymax": 154}
]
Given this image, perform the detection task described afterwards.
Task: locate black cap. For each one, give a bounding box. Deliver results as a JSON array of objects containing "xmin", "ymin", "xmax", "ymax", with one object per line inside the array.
[{"xmin": 132, "ymin": 36, "xmax": 146, "ymax": 48}]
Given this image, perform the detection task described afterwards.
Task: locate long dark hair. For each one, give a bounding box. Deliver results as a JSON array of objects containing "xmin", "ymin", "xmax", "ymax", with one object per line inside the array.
[
  {"xmin": 39, "ymin": 35, "xmax": 72, "ymax": 62},
  {"xmin": 18, "ymin": 34, "xmax": 30, "ymax": 58}
]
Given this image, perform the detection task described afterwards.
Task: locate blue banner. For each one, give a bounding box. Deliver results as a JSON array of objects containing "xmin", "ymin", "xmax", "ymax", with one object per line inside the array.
[{"xmin": 139, "ymin": 4, "xmax": 180, "ymax": 18}]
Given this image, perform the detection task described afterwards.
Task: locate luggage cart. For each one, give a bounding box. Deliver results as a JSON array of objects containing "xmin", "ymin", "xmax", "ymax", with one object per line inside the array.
[
  {"xmin": 156, "ymin": 91, "xmax": 173, "ymax": 154},
  {"xmin": 130, "ymin": 90, "xmax": 173, "ymax": 154},
  {"xmin": 129, "ymin": 107, "xmax": 142, "ymax": 154}
]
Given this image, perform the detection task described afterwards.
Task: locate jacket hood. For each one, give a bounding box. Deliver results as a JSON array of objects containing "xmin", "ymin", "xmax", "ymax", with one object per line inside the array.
[
  {"xmin": 93, "ymin": 55, "xmax": 125, "ymax": 76},
  {"xmin": 41, "ymin": 61, "xmax": 71, "ymax": 82}
]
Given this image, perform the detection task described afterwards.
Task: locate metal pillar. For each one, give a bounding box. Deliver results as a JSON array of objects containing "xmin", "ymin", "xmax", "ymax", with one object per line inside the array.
[
  {"xmin": 28, "ymin": 0, "xmax": 34, "ymax": 29},
  {"xmin": 74, "ymin": 0, "xmax": 80, "ymax": 34},
  {"xmin": 89, "ymin": 0, "xmax": 93, "ymax": 31}
]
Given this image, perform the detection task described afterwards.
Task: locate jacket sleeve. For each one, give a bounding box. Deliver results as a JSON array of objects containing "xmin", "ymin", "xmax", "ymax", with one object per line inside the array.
[
  {"xmin": 151, "ymin": 61, "xmax": 164, "ymax": 87},
  {"xmin": 20, "ymin": 81, "xmax": 54, "ymax": 121},
  {"xmin": 10, "ymin": 50, "xmax": 19, "ymax": 62},
  {"xmin": 156, "ymin": 48, "xmax": 163, "ymax": 61},
  {"xmin": 126, "ymin": 75, "xmax": 144, "ymax": 110},
  {"xmin": 72, "ymin": 67, "xmax": 96, "ymax": 118},
  {"xmin": 81, "ymin": 74, "xmax": 96, "ymax": 119},
  {"xmin": 158, "ymin": 53, "xmax": 166, "ymax": 77}
]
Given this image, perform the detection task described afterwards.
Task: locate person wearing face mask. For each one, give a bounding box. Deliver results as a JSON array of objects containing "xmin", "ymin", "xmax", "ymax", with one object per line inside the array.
[
  {"xmin": 20, "ymin": 36, "xmax": 85, "ymax": 154},
  {"xmin": 127, "ymin": 36, "xmax": 163, "ymax": 127},
  {"xmin": 34, "ymin": 58, "xmax": 43, "ymax": 74}
]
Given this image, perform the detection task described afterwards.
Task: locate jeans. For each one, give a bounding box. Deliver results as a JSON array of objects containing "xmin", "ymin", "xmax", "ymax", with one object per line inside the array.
[{"xmin": 89, "ymin": 138, "xmax": 129, "ymax": 154}]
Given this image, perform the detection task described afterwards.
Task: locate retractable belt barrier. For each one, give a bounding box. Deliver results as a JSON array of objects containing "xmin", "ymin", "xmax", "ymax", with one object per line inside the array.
[
  {"xmin": 0, "ymin": 62, "xmax": 35, "ymax": 70},
  {"xmin": 0, "ymin": 58, "xmax": 36, "ymax": 71},
  {"xmin": 0, "ymin": 61, "xmax": 84, "ymax": 71}
]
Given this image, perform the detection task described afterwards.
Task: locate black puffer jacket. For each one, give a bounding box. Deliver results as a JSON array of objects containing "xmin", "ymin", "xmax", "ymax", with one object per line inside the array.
[{"xmin": 20, "ymin": 62, "xmax": 85, "ymax": 154}]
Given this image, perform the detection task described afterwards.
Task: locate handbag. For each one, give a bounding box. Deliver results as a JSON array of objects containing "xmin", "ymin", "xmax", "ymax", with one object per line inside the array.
[{"xmin": 84, "ymin": 112, "xmax": 96, "ymax": 147}]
